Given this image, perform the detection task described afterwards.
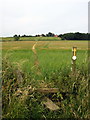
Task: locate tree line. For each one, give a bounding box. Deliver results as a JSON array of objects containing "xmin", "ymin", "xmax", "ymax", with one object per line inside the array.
[
  {"xmin": 13, "ymin": 32, "xmax": 90, "ymax": 41},
  {"xmin": 58, "ymin": 32, "xmax": 90, "ymax": 40}
]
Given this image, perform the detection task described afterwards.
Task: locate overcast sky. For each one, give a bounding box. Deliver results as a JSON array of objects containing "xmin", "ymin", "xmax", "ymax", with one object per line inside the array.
[{"xmin": 0, "ymin": 0, "xmax": 89, "ymax": 37}]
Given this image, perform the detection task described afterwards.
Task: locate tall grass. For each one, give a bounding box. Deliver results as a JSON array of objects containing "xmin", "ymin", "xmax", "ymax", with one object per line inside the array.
[
  {"xmin": 2, "ymin": 40, "xmax": 89, "ymax": 119},
  {"xmin": 2, "ymin": 47, "xmax": 89, "ymax": 119}
]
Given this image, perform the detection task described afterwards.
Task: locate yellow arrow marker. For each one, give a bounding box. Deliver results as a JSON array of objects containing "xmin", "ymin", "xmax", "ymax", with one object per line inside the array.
[{"xmin": 73, "ymin": 47, "xmax": 77, "ymax": 56}]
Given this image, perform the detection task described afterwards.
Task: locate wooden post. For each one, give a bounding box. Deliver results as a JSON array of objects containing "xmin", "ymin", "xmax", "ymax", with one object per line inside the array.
[
  {"xmin": 72, "ymin": 47, "xmax": 77, "ymax": 76},
  {"xmin": 72, "ymin": 47, "xmax": 78, "ymax": 97}
]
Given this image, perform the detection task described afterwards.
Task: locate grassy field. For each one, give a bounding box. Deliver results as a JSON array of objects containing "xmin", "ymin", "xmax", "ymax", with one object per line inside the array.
[
  {"xmin": 2, "ymin": 41, "xmax": 88, "ymax": 78},
  {"xmin": 2, "ymin": 40, "xmax": 89, "ymax": 119},
  {"xmin": 1, "ymin": 37, "xmax": 61, "ymax": 41},
  {"xmin": 2, "ymin": 40, "xmax": 88, "ymax": 50},
  {"xmin": 2, "ymin": 41, "xmax": 88, "ymax": 74}
]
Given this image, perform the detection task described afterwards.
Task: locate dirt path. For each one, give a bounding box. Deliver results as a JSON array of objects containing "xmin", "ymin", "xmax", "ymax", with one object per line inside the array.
[
  {"xmin": 32, "ymin": 41, "xmax": 41, "ymax": 75},
  {"xmin": 32, "ymin": 42, "xmax": 48, "ymax": 88},
  {"xmin": 32, "ymin": 41, "xmax": 37, "ymax": 54}
]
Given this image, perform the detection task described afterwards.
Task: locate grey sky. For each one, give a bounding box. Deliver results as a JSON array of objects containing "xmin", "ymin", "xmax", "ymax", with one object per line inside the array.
[{"xmin": 0, "ymin": 0, "xmax": 89, "ymax": 37}]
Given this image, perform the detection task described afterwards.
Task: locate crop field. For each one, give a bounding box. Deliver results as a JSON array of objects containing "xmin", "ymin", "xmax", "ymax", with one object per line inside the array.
[{"xmin": 2, "ymin": 40, "xmax": 89, "ymax": 119}]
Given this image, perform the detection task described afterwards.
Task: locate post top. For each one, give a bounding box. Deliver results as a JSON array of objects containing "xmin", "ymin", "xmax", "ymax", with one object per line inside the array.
[{"xmin": 72, "ymin": 47, "xmax": 77, "ymax": 51}]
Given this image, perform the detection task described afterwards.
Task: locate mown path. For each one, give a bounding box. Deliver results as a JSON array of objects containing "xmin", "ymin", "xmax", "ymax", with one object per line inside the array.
[{"xmin": 32, "ymin": 41, "xmax": 41, "ymax": 75}]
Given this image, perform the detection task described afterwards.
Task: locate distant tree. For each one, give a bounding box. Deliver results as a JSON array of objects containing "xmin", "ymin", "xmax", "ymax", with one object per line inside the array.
[
  {"xmin": 58, "ymin": 34, "xmax": 62, "ymax": 37},
  {"xmin": 13, "ymin": 35, "xmax": 20, "ymax": 41},
  {"xmin": 88, "ymin": 33, "xmax": 90, "ymax": 40},
  {"xmin": 41, "ymin": 34, "xmax": 46, "ymax": 37},
  {"xmin": 22, "ymin": 35, "xmax": 27, "ymax": 37},
  {"xmin": 21, "ymin": 35, "xmax": 33, "ymax": 37},
  {"xmin": 35, "ymin": 35, "xmax": 40, "ymax": 37},
  {"xmin": 59, "ymin": 32, "xmax": 88, "ymax": 40},
  {"xmin": 46, "ymin": 32, "xmax": 55, "ymax": 37}
]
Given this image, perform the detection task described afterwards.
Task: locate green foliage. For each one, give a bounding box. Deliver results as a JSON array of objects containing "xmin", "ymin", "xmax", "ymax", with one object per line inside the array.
[
  {"xmin": 1, "ymin": 32, "xmax": 90, "ymax": 42},
  {"xmin": 46, "ymin": 32, "xmax": 55, "ymax": 37},
  {"xmin": 59, "ymin": 32, "xmax": 89, "ymax": 40},
  {"xmin": 13, "ymin": 35, "xmax": 20, "ymax": 41}
]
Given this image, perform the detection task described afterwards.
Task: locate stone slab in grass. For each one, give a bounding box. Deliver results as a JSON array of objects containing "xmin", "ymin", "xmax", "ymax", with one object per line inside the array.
[{"xmin": 42, "ymin": 97, "xmax": 60, "ymax": 111}]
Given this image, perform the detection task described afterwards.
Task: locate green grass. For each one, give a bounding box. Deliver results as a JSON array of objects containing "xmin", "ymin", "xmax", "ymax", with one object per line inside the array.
[
  {"xmin": 3, "ymin": 49, "xmax": 87, "ymax": 76},
  {"xmin": 2, "ymin": 48, "xmax": 88, "ymax": 91},
  {"xmin": 1, "ymin": 37, "xmax": 14, "ymax": 41},
  {"xmin": 1, "ymin": 37, "xmax": 61, "ymax": 41},
  {"xmin": 2, "ymin": 40, "xmax": 88, "ymax": 50},
  {"xmin": 2, "ymin": 40, "xmax": 89, "ymax": 119}
]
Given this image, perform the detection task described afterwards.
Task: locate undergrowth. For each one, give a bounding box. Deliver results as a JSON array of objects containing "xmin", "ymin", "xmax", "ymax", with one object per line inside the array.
[{"xmin": 2, "ymin": 57, "xmax": 89, "ymax": 119}]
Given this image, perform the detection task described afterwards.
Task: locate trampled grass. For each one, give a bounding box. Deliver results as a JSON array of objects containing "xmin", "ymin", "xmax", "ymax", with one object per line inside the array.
[{"xmin": 2, "ymin": 40, "xmax": 89, "ymax": 119}]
